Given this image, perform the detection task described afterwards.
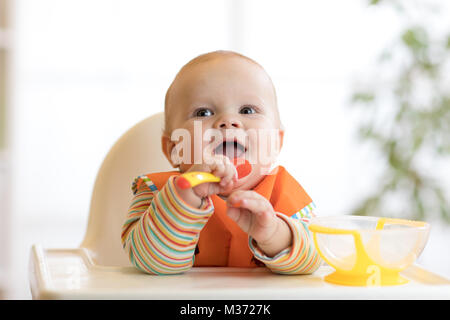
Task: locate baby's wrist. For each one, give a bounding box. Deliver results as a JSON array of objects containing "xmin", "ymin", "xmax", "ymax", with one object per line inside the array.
[
  {"xmin": 255, "ymin": 216, "xmax": 293, "ymax": 257},
  {"xmin": 173, "ymin": 176, "xmax": 204, "ymax": 209}
]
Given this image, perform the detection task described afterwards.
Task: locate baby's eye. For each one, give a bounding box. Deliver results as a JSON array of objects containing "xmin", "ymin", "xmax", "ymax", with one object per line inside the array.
[
  {"xmin": 240, "ymin": 105, "xmax": 257, "ymax": 115},
  {"xmin": 194, "ymin": 108, "xmax": 214, "ymax": 117}
]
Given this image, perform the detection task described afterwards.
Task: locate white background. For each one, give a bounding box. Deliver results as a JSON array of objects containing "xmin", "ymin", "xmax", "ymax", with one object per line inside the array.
[{"xmin": 1, "ymin": 0, "xmax": 450, "ymax": 299}]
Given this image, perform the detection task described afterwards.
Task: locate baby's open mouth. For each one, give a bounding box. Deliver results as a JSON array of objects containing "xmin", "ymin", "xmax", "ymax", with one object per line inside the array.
[{"xmin": 213, "ymin": 139, "xmax": 247, "ymax": 160}]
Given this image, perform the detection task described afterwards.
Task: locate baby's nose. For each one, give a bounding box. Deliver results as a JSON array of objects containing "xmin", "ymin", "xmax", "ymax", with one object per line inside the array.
[{"xmin": 214, "ymin": 116, "xmax": 243, "ymax": 129}]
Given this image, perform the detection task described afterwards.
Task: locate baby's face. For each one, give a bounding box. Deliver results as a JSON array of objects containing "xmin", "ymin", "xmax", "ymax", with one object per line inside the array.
[{"xmin": 163, "ymin": 56, "xmax": 284, "ymax": 193}]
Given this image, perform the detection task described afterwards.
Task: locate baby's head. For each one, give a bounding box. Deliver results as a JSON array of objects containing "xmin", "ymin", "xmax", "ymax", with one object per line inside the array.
[{"xmin": 162, "ymin": 50, "xmax": 284, "ymax": 191}]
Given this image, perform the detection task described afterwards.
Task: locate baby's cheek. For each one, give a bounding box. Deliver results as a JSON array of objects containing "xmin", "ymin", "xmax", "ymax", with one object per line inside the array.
[{"xmin": 246, "ymin": 136, "xmax": 259, "ymax": 164}]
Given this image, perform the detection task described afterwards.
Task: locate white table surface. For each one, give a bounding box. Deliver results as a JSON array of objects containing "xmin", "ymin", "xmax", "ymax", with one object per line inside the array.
[{"xmin": 29, "ymin": 245, "xmax": 450, "ymax": 300}]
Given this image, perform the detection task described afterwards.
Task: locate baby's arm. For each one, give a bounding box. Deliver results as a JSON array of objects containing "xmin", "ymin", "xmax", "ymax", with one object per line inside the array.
[
  {"xmin": 249, "ymin": 212, "xmax": 322, "ymax": 274},
  {"xmin": 121, "ymin": 175, "xmax": 213, "ymax": 275},
  {"xmin": 227, "ymin": 191, "xmax": 322, "ymax": 274}
]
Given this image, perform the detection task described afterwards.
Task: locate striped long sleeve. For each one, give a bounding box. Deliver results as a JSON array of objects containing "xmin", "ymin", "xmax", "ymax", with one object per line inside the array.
[
  {"xmin": 121, "ymin": 175, "xmax": 214, "ymax": 275},
  {"xmin": 248, "ymin": 205, "xmax": 322, "ymax": 274}
]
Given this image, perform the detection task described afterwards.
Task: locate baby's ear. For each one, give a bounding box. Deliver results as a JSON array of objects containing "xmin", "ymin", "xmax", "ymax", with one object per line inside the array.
[{"xmin": 161, "ymin": 133, "xmax": 179, "ymax": 168}]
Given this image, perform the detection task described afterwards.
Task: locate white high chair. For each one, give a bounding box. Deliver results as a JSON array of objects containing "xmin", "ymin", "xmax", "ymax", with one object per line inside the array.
[{"xmin": 29, "ymin": 113, "xmax": 450, "ymax": 300}]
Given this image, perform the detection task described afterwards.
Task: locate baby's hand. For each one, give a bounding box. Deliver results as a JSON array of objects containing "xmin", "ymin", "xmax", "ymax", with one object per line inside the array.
[
  {"xmin": 187, "ymin": 154, "xmax": 238, "ymax": 198},
  {"xmin": 226, "ymin": 190, "xmax": 292, "ymax": 257}
]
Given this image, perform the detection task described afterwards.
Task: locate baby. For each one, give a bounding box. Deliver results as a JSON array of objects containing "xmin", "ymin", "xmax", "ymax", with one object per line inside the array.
[{"xmin": 121, "ymin": 51, "xmax": 322, "ymax": 274}]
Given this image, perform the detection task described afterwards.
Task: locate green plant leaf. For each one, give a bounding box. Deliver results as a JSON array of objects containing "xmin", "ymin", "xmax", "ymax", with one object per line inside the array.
[
  {"xmin": 351, "ymin": 92, "xmax": 375, "ymax": 103},
  {"xmin": 350, "ymin": 2, "xmax": 450, "ymax": 224},
  {"xmin": 401, "ymin": 27, "xmax": 428, "ymax": 53}
]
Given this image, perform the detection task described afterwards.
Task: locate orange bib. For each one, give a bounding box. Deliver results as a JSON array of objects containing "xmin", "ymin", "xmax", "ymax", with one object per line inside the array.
[{"xmin": 144, "ymin": 166, "xmax": 312, "ymax": 267}]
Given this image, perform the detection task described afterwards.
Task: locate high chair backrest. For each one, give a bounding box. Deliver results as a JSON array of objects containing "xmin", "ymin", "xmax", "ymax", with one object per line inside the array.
[{"xmin": 80, "ymin": 112, "xmax": 173, "ymax": 266}]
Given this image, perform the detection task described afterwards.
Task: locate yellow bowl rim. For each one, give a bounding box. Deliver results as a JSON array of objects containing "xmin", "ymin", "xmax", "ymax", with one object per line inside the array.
[{"xmin": 308, "ymin": 215, "xmax": 430, "ymax": 235}]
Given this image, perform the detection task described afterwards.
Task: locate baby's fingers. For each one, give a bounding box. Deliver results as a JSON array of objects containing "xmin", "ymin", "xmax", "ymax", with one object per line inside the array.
[
  {"xmin": 233, "ymin": 198, "xmax": 275, "ymax": 228},
  {"xmin": 228, "ymin": 192, "xmax": 273, "ymax": 215},
  {"xmin": 237, "ymin": 198, "xmax": 272, "ymax": 214},
  {"xmin": 221, "ymin": 162, "xmax": 238, "ymax": 187},
  {"xmin": 209, "ymin": 156, "xmax": 237, "ymax": 186}
]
